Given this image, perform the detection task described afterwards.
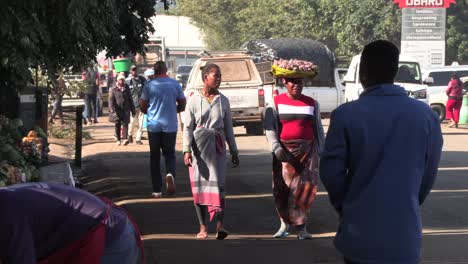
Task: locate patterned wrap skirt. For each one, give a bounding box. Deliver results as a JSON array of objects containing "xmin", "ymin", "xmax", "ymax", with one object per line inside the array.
[{"xmin": 272, "ymin": 139, "xmax": 319, "ymax": 226}]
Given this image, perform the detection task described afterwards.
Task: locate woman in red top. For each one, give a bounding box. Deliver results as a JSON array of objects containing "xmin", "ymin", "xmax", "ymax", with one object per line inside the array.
[
  {"xmin": 446, "ymin": 74, "xmax": 464, "ymax": 128},
  {"xmin": 264, "ymin": 77, "xmax": 324, "ymax": 239}
]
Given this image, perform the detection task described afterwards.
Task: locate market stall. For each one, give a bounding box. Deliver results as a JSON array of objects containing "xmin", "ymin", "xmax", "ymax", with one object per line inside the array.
[{"xmin": 0, "ymin": 115, "xmax": 48, "ymax": 186}]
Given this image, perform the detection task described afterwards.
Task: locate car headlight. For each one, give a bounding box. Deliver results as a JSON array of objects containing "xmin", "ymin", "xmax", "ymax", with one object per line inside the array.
[{"xmin": 409, "ymin": 89, "xmax": 427, "ymax": 99}]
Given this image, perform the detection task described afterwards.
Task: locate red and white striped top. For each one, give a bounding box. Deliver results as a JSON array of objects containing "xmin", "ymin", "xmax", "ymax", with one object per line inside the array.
[{"xmin": 274, "ymin": 93, "xmax": 315, "ymax": 141}]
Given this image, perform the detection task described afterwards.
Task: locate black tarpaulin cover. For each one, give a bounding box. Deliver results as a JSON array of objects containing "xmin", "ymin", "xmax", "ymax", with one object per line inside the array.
[{"xmin": 241, "ymin": 38, "xmax": 335, "ymax": 86}]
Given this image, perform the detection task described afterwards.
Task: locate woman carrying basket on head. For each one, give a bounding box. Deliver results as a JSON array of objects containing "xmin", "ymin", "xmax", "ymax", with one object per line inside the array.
[{"xmin": 264, "ymin": 59, "xmax": 324, "ymax": 239}]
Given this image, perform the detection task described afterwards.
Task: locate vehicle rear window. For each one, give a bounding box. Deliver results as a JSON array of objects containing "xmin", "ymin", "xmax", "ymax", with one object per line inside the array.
[
  {"xmin": 395, "ymin": 62, "xmax": 422, "ymax": 84},
  {"xmin": 177, "ymin": 66, "xmax": 192, "ymax": 74},
  {"xmin": 428, "ymin": 70, "xmax": 468, "ymax": 86},
  {"xmin": 216, "ymin": 60, "xmax": 252, "ymax": 82}
]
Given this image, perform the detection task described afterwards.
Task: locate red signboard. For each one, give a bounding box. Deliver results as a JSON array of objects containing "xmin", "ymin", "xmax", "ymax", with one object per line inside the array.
[{"xmin": 393, "ymin": 0, "xmax": 456, "ymax": 8}]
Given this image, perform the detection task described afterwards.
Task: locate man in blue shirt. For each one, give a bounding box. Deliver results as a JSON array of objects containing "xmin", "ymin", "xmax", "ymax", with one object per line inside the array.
[
  {"xmin": 140, "ymin": 61, "xmax": 186, "ymax": 198},
  {"xmin": 297, "ymin": 40, "xmax": 443, "ymax": 263}
]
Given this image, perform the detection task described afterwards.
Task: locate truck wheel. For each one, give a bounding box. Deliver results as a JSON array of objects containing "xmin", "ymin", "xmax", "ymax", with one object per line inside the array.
[
  {"xmin": 246, "ymin": 123, "xmax": 264, "ymax": 135},
  {"xmin": 431, "ymin": 104, "xmax": 445, "ymax": 123}
]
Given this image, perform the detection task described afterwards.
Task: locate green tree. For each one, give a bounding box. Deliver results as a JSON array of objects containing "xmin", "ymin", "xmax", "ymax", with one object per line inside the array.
[
  {"xmin": 177, "ymin": 0, "xmax": 249, "ymax": 49},
  {"xmin": 236, "ymin": 0, "xmax": 319, "ymax": 45},
  {"xmin": 315, "ymin": 0, "xmax": 401, "ymax": 58},
  {"xmin": 446, "ymin": 0, "xmax": 468, "ymax": 64},
  {"xmin": 0, "ymin": 0, "xmax": 173, "ymax": 117},
  {"xmin": 175, "ymin": 0, "xmax": 465, "ymax": 63},
  {"xmin": 177, "ymin": 0, "xmax": 401, "ymax": 59}
]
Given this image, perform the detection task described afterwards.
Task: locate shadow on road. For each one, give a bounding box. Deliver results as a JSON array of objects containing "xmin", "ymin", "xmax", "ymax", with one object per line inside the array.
[{"xmin": 77, "ymin": 145, "xmax": 468, "ymax": 264}]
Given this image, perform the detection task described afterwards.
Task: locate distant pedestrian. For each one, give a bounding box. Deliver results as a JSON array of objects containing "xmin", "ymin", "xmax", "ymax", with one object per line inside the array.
[
  {"xmin": 446, "ymin": 74, "xmax": 464, "ymax": 128},
  {"xmin": 318, "ymin": 40, "xmax": 443, "ymax": 264},
  {"xmin": 109, "ymin": 73, "xmax": 135, "ymax": 146},
  {"xmin": 0, "ymin": 182, "xmax": 144, "ymax": 264},
  {"xmin": 183, "ymin": 63, "xmax": 239, "ymax": 240},
  {"xmin": 96, "ymin": 76, "xmax": 103, "ymax": 118},
  {"xmin": 264, "ymin": 75, "xmax": 324, "ymax": 240},
  {"xmin": 140, "ymin": 61, "xmax": 186, "ymax": 198},
  {"xmin": 126, "ymin": 65, "xmax": 147, "ymax": 145},
  {"xmin": 49, "ymin": 73, "xmax": 66, "ymax": 125},
  {"xmin": 82, "ymin": 66, "xmax": 99, "ymax": 125},
  {"xmin": 144, "ymin": 68, "xmax": 155, "ymax": 80}
]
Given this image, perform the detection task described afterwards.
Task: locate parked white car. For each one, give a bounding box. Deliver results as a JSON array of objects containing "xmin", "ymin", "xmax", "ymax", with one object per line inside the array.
[
  {"xmin": 423, "ymin": 65, "xmax": 468, "ymax": 121},
  {"xmin": 343, "ymin": 55, "xmax": 429, "ymax": 103},
  {"xmin": 428, "ymin": 76, "xmax": 468, "ymax": 121}
]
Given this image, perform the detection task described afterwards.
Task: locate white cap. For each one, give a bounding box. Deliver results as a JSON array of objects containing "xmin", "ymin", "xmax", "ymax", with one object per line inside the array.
[
  {"xmin": 117, "ymin": 73, "xmax": 125, "ymax": 80},
  {"xmin": 144, "ymin": 69, "xmax": 155, "ymax": 76}
]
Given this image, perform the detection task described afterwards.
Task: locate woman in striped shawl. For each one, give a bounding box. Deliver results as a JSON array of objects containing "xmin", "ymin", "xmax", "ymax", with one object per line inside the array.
[
  {"xmin": 183, "ymin": 64, "xmax": 240, "ymax": 240},
  {"xmin": 264, "ymin": 77, "xmax": 324, "ymax": 240}
]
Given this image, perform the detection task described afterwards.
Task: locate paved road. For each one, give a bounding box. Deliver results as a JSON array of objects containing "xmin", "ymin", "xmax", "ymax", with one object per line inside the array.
[{"xmin": 52, "ymin": 117, "xmax": 468, "ymax": 264}]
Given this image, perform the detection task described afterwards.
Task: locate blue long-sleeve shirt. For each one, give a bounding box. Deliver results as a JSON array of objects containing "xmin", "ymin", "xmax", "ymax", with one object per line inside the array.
[{"xmin": 320, "ymin": 84, "xmax": 443, "ymax": 264}]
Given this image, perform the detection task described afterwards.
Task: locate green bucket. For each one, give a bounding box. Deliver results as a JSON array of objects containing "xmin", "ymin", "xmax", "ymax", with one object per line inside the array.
[
  {"xmin": 113, "ymin": 58, "xmax": 132, "ymax": 72},
  {"xmin": 459, "ymin": 95, "xmax": 468, "ymax": 125}
]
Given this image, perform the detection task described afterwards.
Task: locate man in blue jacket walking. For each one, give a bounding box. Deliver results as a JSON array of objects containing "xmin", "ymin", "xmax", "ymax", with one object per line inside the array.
[{"xmin": 319, "ymin": 40, "xmax": 443, "ymax": 263}]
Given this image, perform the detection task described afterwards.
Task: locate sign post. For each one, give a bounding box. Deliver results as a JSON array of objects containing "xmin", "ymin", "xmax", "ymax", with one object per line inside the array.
[{"xmin": 394, "ymin": 0, "xmax": 457, "ymax": 71}]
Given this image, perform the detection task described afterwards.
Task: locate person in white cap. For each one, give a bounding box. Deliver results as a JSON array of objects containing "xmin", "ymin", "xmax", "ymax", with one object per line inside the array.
[
  {"xmin": 108, "ymin": 73, "xmax": 135, "ymax": 146},
  {"xmin": 144, "ymin": 68, "xmax": 155, "ymax": 80},
  {"xmin": 126, "ymin": 65, "xmax": 147, "ymax": 145}
]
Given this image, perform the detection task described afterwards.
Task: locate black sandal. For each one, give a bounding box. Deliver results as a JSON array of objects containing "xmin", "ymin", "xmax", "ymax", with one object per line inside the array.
[{"xmin": 216, "ymin": 229, "xmax": 228, "ymax": 240}]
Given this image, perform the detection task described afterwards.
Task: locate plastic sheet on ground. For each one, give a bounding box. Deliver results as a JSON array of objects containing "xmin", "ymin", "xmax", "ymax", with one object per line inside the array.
[{"xmin": 39, "ymin": 162, "xmax": 75, "ymax": 186}]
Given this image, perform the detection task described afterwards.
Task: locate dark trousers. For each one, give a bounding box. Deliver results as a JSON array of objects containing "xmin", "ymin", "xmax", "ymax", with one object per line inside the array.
[
  {"xmin": 95, "ymin": 96, "xmax": 102, "ymax": 118},
  {"xmin": 148, "ymin": 132, "xmax": 177, "ymax": 192},
  {"xmin": 84, "ymin": 94, "xmax": 97, "ymax": 120},
  {"xmin": 115, "ymin": 122, "xmax": 129, "ymax": 141},
  {"xmin": 50, "ymin": 96, "xmax": 63, "ymax": 120}
]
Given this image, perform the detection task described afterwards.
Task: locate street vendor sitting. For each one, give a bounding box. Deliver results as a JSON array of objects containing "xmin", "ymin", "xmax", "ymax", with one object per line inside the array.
[{"xmin": 0, "ymin": 182, "xmax": 144, "ymax": 264}]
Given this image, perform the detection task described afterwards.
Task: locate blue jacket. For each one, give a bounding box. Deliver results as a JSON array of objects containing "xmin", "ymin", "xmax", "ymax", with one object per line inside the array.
[{"xmin": 320, "ymin": 84, "xmax": 443, "ymax": 264}]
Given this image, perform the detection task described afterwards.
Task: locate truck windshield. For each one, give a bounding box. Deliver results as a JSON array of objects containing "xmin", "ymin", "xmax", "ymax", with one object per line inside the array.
[{"xmin": 395, "ymin": 62, "xmax": 422, "ymax": 84}]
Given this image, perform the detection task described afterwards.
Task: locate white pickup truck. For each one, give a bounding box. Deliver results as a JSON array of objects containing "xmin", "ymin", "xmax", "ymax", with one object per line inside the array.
[
  {"xmin": 272, "ymin": 68, "xmax": 344, "ymax": 115},
  {"xmin": 180, "ymin": 51, "xmax": 266, "ymax": 135},
  {"xmin": 344, "ymin": 54, "xmax": 429, "ymax": 103},
  {"xmin": 243, "ymin": 38, "xmax": 345, "ymax": 116}
]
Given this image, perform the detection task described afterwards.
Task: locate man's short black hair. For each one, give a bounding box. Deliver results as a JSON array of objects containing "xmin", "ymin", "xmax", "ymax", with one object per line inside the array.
[
  {"xmin": 154, "ymin": 61, "xmax": 167, "ymax": 75},
  {"xmin": 361, "ymin": 40, "xmax": 400, "ymax": 82}
]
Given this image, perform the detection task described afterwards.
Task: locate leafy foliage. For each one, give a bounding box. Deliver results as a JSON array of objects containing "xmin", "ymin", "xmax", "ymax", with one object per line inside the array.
[
  {"xmin": 48, "ymin": 120, "xmax": 92, "ymax": 140},
  {"xmin": 177, "ymin": 0, "xmax": 466, "ymax": 63},
  {"xmin": 0, "ymin": 0, "xmax": 161, "ymax": 108},
  {"xmin": 446, "ymin": 0, "xmax": 468, "ymax": 64},
  {"xmin": 177, "ymin": 0, "xmax": 249, "ymax": 50}
]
